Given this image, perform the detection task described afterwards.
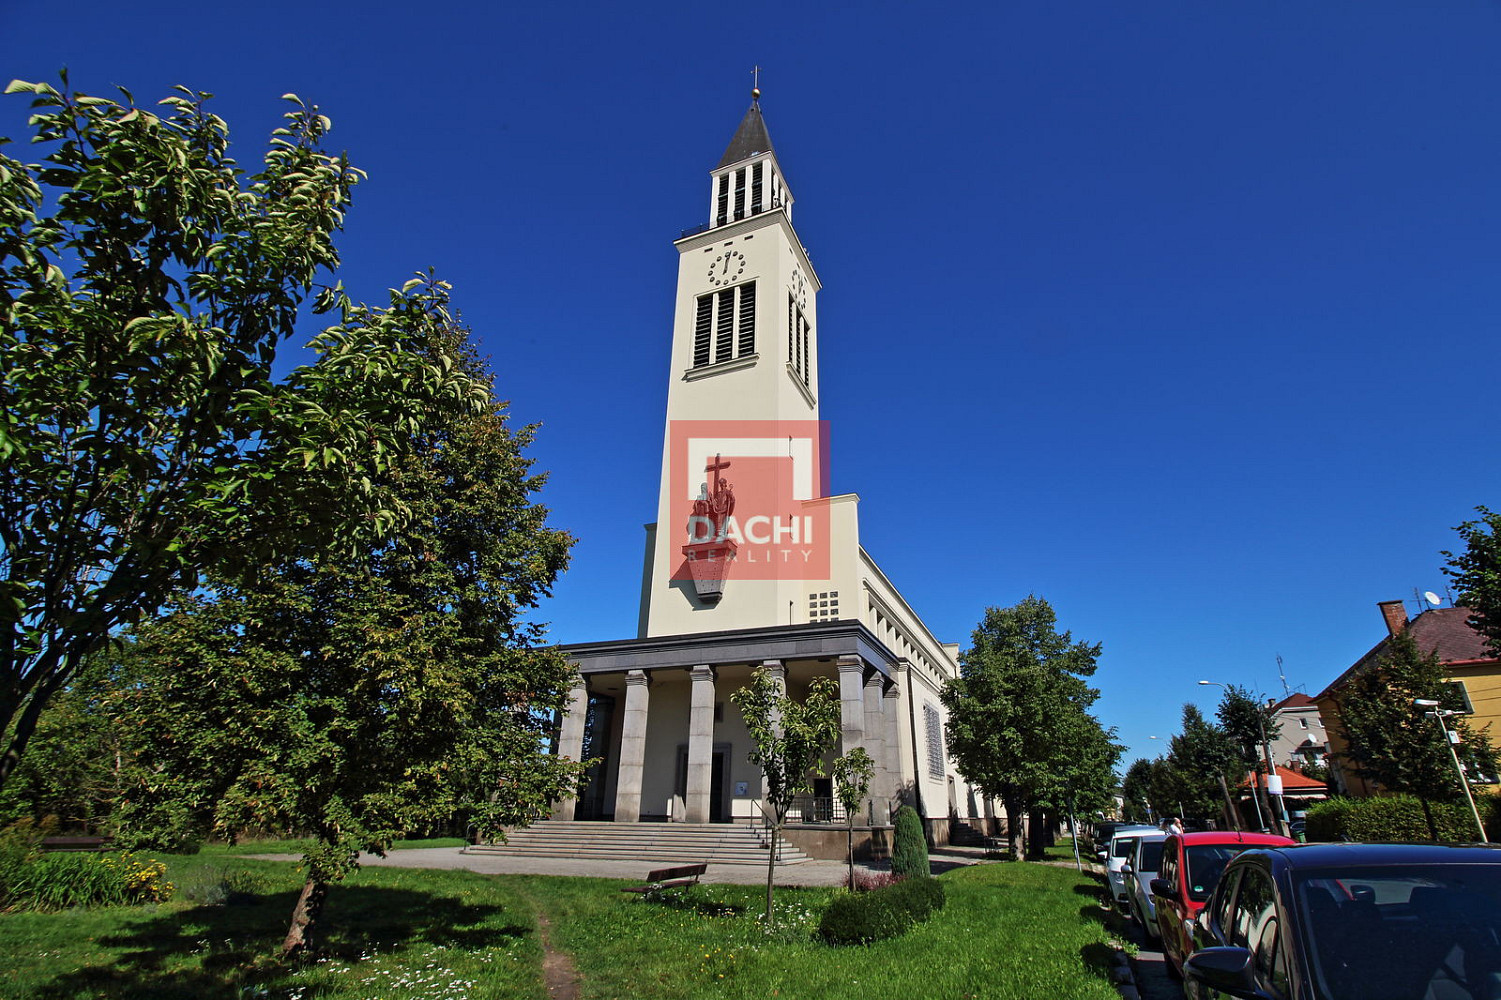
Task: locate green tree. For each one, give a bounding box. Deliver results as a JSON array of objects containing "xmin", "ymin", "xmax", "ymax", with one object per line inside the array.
[
  {"xmin": 115, "ymin": 328, "xmax": 583, "ymax": 957},
  {"xmin": 0, "ymin": 78, "xmax": 489, "ymax": 789},
  {"xmin": 1166, "ymin": 704, "xmax": 1238, "ymax": 823},
  {"xmin": 831, "ymin": 746, "xmax": 874, "ymax": 891},
  {"xmin": 1214, "ymin": 685, "xmax": 1281, "ymax": 829},
  {"xmin": 1446, "ymin": 506, "xmax": 1501, "ymax": 656},
  {"xmin": 1333, "ymin": 629, "xmax": 1498, "ymax": 835},
  {"xmin": 1120, "ymin": 758, "xmax": 1156, "ymax": 823},
  {"xmin": 941, "ymin": 596, "xmax": 1113, "ymax": 861},
  {"xmin": 730, "ymin": 668, "xmax": 841, "ymax": 927}
]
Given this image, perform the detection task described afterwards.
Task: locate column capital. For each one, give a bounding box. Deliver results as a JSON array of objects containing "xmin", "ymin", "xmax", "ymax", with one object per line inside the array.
[
  {"xmin": 760, "ymin": 658, "xmax": 786, "ymax": 679},
  {"xmin": 690, "ymin": 664, "xmax": 716, "ymax": 682},
  {"xmin": 883, "ymin": 679, "xmax": 902, "ymax": 699},
  {"xmin": 864, "ymin": 671, "xmax": 884, "ymax": 690},
  {"xmin": 625, "ymin": 669, "xmax": 652, "ymax": 688},
  {"xmin": 836, "ymin": 654, "xmax": 864, "ymax": 674}
]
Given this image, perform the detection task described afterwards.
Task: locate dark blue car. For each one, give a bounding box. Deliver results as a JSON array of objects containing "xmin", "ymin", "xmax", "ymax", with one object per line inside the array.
[{"xmin": 1186, "ymin": 842, "xmax": 1501, "ymax": 1000}]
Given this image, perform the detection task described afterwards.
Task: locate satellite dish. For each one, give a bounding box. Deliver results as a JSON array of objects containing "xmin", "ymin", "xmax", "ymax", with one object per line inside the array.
[{"xmin": 1424, "ymin": 591, "xmax": 1443, "ymax": 607}]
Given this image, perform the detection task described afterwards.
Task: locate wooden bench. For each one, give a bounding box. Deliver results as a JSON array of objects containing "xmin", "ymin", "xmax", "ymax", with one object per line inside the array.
[
  {"xmin": 41, "ymin": 836, "xmax": 113, "ymax": 853},
  {"xmin": 620, "ymin": 863, "xmax": 708, "ymax": 894}
]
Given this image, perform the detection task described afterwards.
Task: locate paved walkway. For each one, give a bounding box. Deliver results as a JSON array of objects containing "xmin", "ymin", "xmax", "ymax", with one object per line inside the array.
[{"xmin": 250, "ymin": 844, "xmax": 1001, "ymax": 887}]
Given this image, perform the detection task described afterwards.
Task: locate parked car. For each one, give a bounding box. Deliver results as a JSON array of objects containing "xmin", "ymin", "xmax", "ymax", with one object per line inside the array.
[
  {"xmin": 1105, "ymin": 825, "xmax": 1158, "ymax": 910},
  {"xmin": 1093, "ymin": 821, "xmax": 1152, "ymax": 861},
  {"xmin": 1184, "ymin": 842, "xmax": 1501, "ymax": 1000},
  {"xmin": 1123, "ymin": 832, "xmax": 1168, "ymax": 940},
  {"xmin": 1150, "ymin": 831, "xmax": 1296, "ymax": 977}
]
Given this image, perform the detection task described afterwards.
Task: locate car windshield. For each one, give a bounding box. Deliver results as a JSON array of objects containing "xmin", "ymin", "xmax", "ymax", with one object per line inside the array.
[
  {"xmin": 1297, "ymin": 865, "xmax": 1501, "ymax": 1000},
  {"xmin": 1112, "ymin": 837, "xmax": 1139, "ymax": 859},
  {"xmin": 1137, "ymin": 841, "xmax": 1165, "ymax": 873},
  {"xmin": 1183, "ymin": 844, "xmax": 1253, "ymax": 902}
]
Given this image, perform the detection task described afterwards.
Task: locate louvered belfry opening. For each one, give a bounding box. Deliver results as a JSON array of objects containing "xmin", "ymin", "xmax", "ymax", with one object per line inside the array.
[{"xmin": 737, "ymin": 283, "xmax": 755, "ymax": 356}]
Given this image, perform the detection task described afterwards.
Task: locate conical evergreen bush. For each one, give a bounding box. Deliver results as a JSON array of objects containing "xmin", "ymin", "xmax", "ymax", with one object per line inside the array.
[{"xmin": 890, "ymin": 805, "xmax": 931, "ymax": 878}]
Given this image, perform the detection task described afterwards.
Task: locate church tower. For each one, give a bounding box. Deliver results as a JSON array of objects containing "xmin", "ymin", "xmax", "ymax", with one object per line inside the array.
[{"xmin": 640, "ymin": 91, "xmax": 829, "ymax": 638}]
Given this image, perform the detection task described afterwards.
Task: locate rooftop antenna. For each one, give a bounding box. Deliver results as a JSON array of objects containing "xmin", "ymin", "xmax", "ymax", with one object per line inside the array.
[
  {"xmin": 1444, "ymin": 585, "xmax": 1456, "ymax": 607},
  {"xmin": 1276, "ymin": 654, "xmax": 1290, "ymax": 698}
]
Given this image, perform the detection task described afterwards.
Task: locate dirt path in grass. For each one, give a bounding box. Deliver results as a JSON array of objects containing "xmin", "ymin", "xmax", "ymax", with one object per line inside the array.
[{"xmin": 531, "ymin": 904, "xmax": 580, "ymax": 1000}]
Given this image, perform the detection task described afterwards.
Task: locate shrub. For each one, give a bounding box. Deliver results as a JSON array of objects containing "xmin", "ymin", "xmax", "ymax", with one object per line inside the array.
[
  {"xmin": 818, "ymin": 874, "xmax": 945, "ymax": 945},
  {"xmin": 0, "ymin": 850, "xmax": 175, "ymax": 911},
  {"xmin": 1305, "ymin": 795, "xmax": 1479, "ymax": 843},
  {"xmin": 853, "ymin": 870, "xmax": 902, "ymax": 892},
  {"xmin": 890, "ymin": 805, "xmax": 930, "ymax": 878}
]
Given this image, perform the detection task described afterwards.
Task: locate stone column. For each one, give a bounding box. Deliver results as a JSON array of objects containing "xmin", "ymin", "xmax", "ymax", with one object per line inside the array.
[
  {"xmin": 884, "ymin": 678, "xmax": 904, "ymax": 816},
  {"xmin": 550, "ymin": 679, "xmax": 590, "ymax": 820},
  {"xmin": 759, "ymin": 660, "xmax": 786, "ymax": 816},
  {"xmin": 863, "ymin": 670, "xmax": 889, "ymax": 823},
  {"xmin": 613, "ymin": 670, "xmax": 651, "ymax": 823},
  {"xmin": 685, "ymin": 665, "xmax": 717, "ymax": 824},
  {"xmin": 837, "ymin": 656, "xmax": 866, "ymax": 822}
]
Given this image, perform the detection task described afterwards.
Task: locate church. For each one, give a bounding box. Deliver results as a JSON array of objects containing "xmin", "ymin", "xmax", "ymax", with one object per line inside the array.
[{"xmin": 547, "ymin": 90, "xmax": 991, "ymax": 856}]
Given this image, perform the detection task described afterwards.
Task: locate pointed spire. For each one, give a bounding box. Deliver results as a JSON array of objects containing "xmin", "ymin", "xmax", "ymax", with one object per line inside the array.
[{"xmin": 717, "ymin": 85, "xmax": 774, "ymax": 169}]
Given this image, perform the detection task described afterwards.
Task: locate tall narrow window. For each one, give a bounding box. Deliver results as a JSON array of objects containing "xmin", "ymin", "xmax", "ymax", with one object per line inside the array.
[
  {"xmin": 788, "ymin": 294, "xmax": 795, "ymax": 367},
  {"xmin": 733, "ymin": 168, "xmax": 746, "ymax": 220},
  {"xmin": 716, "ymin": 174, "xmax": 729, "ymax": 227},
  {"xmin": 693, "ymin": 296, "xmax": 713, "ymax": 367},
  {"xmin": 737, "ymin": 283, "xmax": 756, "ymax": 356},
  {"xmin": 716, "ymin": 288, "xmax": 734, "ymax": 362},
  {"xmin": 800, "ymin": 326, "xmax": 810, "ymax": 387},
  {"xmin": 924, "ymin": 704, "xmax": 945, "ymax": 778},
  {"xmin": 751, "ymin": 163, "xmax": 763, "ymax": 215}
]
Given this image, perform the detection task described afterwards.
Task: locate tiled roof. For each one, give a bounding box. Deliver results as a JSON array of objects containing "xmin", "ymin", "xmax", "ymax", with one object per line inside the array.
[
  {"xmin": 1239, "ymin": 764, "xmax": 1326, "ymax": 791},
  {"xmin": 1316, "ymin": 607, "xmax": 1497, "ymax": 699},
  {"xmin": 718, "ymin": 104, "xmax": 774, "ymax": 168},
  {"xmin": 1271, "ymin": 693, "xmax": 1317, "ymax": 711}
]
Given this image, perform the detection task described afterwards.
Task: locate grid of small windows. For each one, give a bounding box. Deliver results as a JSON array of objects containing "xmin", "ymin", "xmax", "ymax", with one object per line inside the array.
[
  {"xmin": 693, "ymin": 282, "xmax": 757, "ymax": 368},
  {"xmin": 808, "ymin": 591, "xmax": 840, "ymax": 621},
  {"xmin": 924, "ymin": 704, "xmax": 945, "ymax": 778},
  {"xmin": 787, "ymin": 295, "xmax": 811, "ymax": 387}
]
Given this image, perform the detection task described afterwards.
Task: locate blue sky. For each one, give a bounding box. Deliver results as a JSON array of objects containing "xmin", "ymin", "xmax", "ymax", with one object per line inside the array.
[{"xmin": 5, "ymin": 1, "xmax": 1499, "ymax": 775}]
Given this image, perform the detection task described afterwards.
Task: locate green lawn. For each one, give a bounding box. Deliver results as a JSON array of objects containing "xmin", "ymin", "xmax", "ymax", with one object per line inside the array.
[{"xmin": 0, "ymin": 842, "xmax": 1123, "ymax": 1000}]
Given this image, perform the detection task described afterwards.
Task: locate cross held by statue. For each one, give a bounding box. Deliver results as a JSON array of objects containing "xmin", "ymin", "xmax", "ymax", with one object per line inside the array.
[{"xmin": 705, "ymin": 453, "xmax": 732, "ymax": 497}]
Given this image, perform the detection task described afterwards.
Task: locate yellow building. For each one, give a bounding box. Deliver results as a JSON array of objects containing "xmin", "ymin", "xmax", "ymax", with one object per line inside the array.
[{"xmin": 1315, "ymin": 600, "xmax": 1500, "ymax": 798}]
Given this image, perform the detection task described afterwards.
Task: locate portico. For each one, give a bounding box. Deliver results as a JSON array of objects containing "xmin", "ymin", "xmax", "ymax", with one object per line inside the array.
[{"xmin": 554, "ymin": 621, "xmax": 907, "ymax": 828}]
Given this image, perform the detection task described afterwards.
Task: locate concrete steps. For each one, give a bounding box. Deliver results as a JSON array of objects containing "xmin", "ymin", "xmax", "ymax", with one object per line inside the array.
[{"xmin": 464, "ymin": 820, "xmax": 812, "ymax": 865}]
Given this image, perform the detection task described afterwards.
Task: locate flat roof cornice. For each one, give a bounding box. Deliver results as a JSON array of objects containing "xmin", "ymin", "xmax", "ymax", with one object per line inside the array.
[{"xmin": 559, "ymin": 620, "xmax": 899, "ymax": 678}]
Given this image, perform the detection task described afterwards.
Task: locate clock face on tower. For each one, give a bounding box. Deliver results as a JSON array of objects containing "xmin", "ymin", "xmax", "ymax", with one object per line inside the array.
[
  {"xmin": 708, "ymin": 250, "xmax": 746, "ymax": 286},
  {"xmin": 790, "ymin": 268, "xmax": 808, "ymax": 309}
]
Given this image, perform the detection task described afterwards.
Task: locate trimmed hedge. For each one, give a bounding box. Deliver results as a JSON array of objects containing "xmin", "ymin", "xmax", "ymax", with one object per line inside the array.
[
  {"xmin": 890, "ymin": 806, "xmax": 930, "ymax": 878},
  {"xmin": 819, "ymin": 875, "xmax": 946, "ymax": 946},
  {"xmin": 1304, "ymin": 795, "xmax": 1487, "ymax": 843}
]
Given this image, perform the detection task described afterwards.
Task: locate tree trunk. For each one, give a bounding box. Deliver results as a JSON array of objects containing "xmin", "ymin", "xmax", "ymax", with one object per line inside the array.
[
  {"xmin": 846, "ymin": 818, "xmax": 855, "ymax": 891},
  {"xmin": 764, "ymin": 824, "xmax": 778, "ymax": 927},
  {"xmin": 282, "ymin": 877, "xmax": 330, "ymax": 958},
  {"xmin": 1003, "ymin": 793, "xmax": 1025, "ymax": 861},
  {"xmin": 1026, "ymin": 809, "xmax": 1047, "ymax": 860}
]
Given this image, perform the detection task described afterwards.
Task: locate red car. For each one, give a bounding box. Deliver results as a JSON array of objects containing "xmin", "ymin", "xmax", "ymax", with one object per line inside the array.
[{"xmin": 1149, "ymin": 831, "xmax": 1295, "ymax": 977}]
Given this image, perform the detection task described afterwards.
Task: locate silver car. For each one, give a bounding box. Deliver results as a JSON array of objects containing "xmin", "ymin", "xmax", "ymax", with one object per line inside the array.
[
  {"xmin": 1123, "ymin": 831, "xmax": 1168, "ymax": 940},
  {"xmin": 1105, "ymin": 825, "xmax": 1158, "ymax": 911}
]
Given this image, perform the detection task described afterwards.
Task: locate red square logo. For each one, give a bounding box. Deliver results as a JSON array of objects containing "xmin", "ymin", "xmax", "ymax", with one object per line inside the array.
[{"xmin": 668, "ymin": 420, "xmax": 832, "ymax": 582}]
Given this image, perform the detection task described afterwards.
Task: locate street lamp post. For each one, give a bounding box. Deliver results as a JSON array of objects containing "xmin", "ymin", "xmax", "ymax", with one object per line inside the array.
[
  {"xmin": 1414, "ymin": 699, "xmax": 1489, "ymax": 843},
  {"xmin": 1201, "ymin": 680, "xmax": 1288, "ymax": 837}
]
